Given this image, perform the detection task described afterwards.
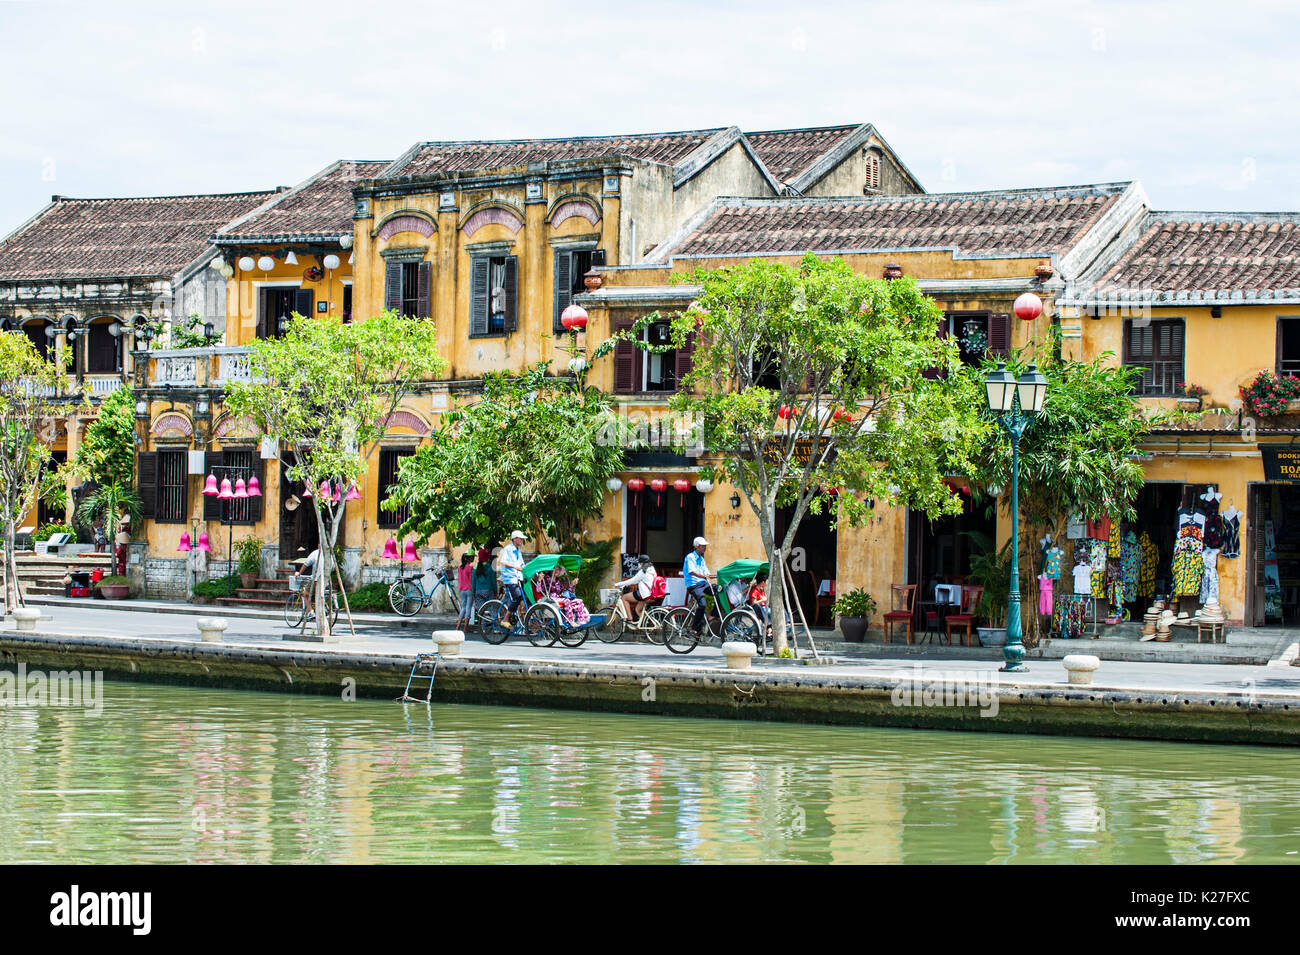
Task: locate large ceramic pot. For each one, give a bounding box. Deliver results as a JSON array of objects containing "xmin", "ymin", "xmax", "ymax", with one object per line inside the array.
[
  {"xmin": 240, "ymin": 572, "xmax": 257, "ymax": 589},
  {"xmin": 99, "ymin": 584, "xmax": 129, "ymax": 600},
  {"xmin": 840, "ymin": 616, "xmax": 869, "ymax": 643},
  {"xmin": 977, "ymin": 627, "xmax": 1006, "ymax": 647}
]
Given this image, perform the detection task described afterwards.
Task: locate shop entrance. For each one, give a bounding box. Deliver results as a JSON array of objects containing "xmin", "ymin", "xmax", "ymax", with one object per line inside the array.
[
  {"xmin": 906, "ymin": 494, "xmax": 996, "ymax": 599},
  {"xmin": 1246, "ymin": 483, "xmax": 1300, "ymax": 626},
  {"xmin": 775, "ymin": 503, "xmax": 836, "ymax": 625},
  {"xmin": 626, "ymin": 486, "xmax": 703, "ymax": 571},
  {"xmin": 279, "ymin": 460, "xmax": 320, "ymax": 562}
]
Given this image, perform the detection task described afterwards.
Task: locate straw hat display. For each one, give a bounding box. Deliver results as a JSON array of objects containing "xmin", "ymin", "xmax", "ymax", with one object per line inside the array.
[{"xmin": 1196, "ymin": 600, "xmax": 1226, "ymax": 623}]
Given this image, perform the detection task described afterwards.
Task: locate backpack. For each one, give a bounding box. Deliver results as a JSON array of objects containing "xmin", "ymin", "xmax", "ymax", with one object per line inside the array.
[{"xmin": 649, "ymin": 575, "xmax": 668, "ymax": 599}]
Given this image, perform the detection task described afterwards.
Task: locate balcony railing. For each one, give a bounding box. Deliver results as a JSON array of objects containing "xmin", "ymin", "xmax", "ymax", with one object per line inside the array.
[
  {"xmin": 85, "ymin": 375, "xmax": 124, "ymax": 396},
  {"xmin": 144, "ymin": 346, "xmax": 256, "ymax": 388}
]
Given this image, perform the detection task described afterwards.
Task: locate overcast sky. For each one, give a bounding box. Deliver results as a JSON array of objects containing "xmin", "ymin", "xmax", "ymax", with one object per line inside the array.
[{"xmin": 2, "ymin": 0, "xmax": 1297, "ymax": 236}]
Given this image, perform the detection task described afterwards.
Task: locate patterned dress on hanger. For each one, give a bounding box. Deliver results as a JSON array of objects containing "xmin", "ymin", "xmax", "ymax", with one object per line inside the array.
[
  {"xmin": 1120, "ymin": 530, "xmax": 1140, "ymax": 603},
  {"xmin": 1137, "ymin": 532, "xmax": 1159, "ymax": 597},
  {"xmin": 1171, "ymin": 522, "xmax": 1205, "ymax": 598}
]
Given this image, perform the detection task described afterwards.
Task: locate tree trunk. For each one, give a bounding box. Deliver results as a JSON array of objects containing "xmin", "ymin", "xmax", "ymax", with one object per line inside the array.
[
  {"xmin": 757, "ymin": 500, "xmax": 789, "ymax": 655},
  {"xmin": 3, "ymin": 515, "xmax": 23, "ymax": 613},
  {"xmin": 313, "ymin": 504, "xmax": 332, "ymax": 641}
]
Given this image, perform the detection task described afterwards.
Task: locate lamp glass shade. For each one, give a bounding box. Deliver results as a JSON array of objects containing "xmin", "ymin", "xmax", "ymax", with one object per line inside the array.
[
  {"xmin": 247, "ymin": 476, "xmax": 262, "ymax": 497},
  {"xmin": 178, "ymin": 533, "xmax": 191, "ymax": 552},
  {"xmin": 233, "ymin": 477, "xmax": 248, "ymax": 499},
  {"xmin": 984, "ymin": 363, "xmax": 1015, "ymax": 413},
  {"xmin": 256, "ymin": 255, "xmax": 275, "ymax": 272},
  {"xmin": 1016, "ymin": 364, "xmax": 1049, "ymax": 413},
  {"xmin": 382, "ymin": 537, "xmax": 399, "ymax": 560},
  {"xmin": 402, "ymin": 541, "xmax": 418, "ymax": 562},
  {"xmin": 301, "ymin": 482, "xmax": 311, "ymax": 498},
  {"xmin": 605, "ymin": 478, "xmax": 623, "ymax": 493},
  {"xmin": 108, "ymin": 322, "xmax": 122, "ymax": 337},
  {"xmin": 318, "ymin": 482, "xmax": 331, "ymax": 500},
  {"xmin": 197, "ymin": 533, "xmax": 211, "ymax": 552},
  {"xmin": 284, "ymin": 251, "xmax": 299, "ymax": 266},
  {"xmin": 202, "ymin": 474, "xmax": 219, "ymax": 496},
  {"xmin": 218, "ymin": 477, "xmax": 233, "ymax": 499},
  {"xmin": 238, "ymin": 256, "xmax": 255, "ymax": 272}
]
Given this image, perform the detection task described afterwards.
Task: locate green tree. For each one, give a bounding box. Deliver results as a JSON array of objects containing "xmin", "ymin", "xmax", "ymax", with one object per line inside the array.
[
  {"xmin": 386, "ymin": 361, "xmax": 634, "ymax": 550},
  {"xmin": 640, "ymin": 254, "xmax": 989, "ymax": 654},
  {"xmin": 74, "ymin": 384, "xmax": 135, "ymax": 488},
  {"xmin": 76, "ymin": 481, "xmax": 143, "ymax": 544},
  {"xmin": 0, "ymin": 331, "xmax": 72, "ymax": 611},
  {"xmin": 225, "ymin": 311, "xmax": 445, "ymax": 641}
]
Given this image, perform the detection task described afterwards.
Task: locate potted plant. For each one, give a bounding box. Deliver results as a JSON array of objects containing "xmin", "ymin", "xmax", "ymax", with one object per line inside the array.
[
  {"xmin": 967, "ymin": 540, "xmax": 1014, "ymax": 647},
  {"xmin": 236, "ymin": 536, "xmax": 263, "ymax": 589},
  {"xmin": 1177, "ymin": 383, "xmax": 1207, "ymax": 411},
  {"xmin": 96, "ymin": 575, "xmax": 130, "ymax": 599},
  {"xmin": 833, "ymin": 587, "xmax": 877, "ymax": 642}
]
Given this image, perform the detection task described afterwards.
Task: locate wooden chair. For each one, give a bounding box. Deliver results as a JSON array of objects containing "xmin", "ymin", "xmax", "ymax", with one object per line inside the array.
[
  {"xmin": 815, "ymin": 579, "xmax": 836, "ymax": 627},
  {"xmin": 882, "ymin": 584, "xmax": 918, "ymax": 645},
  {"xmin": 944, "ymin": 586, "xmax": 984, "ymax": 647}
]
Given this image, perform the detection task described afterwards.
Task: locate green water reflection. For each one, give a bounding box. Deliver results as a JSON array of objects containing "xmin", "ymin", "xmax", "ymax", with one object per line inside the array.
[{"xmin": 0, "ymin": 680, "xmax": 1297, "ymax": 863}]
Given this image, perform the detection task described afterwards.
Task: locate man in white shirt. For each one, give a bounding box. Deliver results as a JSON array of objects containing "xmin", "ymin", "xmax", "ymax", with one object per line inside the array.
[{"xmin": 499, "ymin": 531, "xmax": 527, "ymax": 627}]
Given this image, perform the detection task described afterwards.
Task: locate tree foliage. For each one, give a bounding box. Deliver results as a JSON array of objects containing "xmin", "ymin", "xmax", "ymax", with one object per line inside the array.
[
  {"xmin": 224, "ymin": 311, "xmax": 445, "ymax": 639},
  {"xmin": 74, "ymin": 384, "xmax": 135, "ymax": 488},
  {"xmin": 387, "ymin": 362, "xmax": 633, "ymax": 550},
  {"xmin": 640, "ymin": 254, "xmax": 989, "ymax": 652}
]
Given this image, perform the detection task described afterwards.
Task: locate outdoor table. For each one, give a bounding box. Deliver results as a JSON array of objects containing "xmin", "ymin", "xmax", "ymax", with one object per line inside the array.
[{"xmin": 917, "ymin": 600, "xmax": 954, "ymax": 644}]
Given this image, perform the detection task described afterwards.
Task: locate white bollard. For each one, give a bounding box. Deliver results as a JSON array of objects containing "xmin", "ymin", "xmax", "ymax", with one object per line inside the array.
[
  {"xmin": 196, "ymin": 617, "xmax": 228, "ymax": 643},
  {"xmin": 432, "ymin": 629, "xmax": 465, "ymax": 657},
  {"xmin": 721, "ymin": 641, "xmax": 758, "ymax": 670},
  {"xmin": 1063, "ymin": 654, "xmax": 1101, "ymax": 685},
  {"xmin": 12, "ymin": 608, "xmax": 41, "ymax": 631}
]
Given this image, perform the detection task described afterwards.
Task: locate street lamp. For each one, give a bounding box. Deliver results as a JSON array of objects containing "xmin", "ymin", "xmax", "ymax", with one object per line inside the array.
[{"xmin": 984, "ymin": 360, "xmax": 1048, "ymax": 672}]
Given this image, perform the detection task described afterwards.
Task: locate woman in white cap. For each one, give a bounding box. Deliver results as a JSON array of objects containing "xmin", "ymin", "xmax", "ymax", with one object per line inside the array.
[{"xmin": 499, "ymin": 530, "xmax": 527, "ymax": 628}]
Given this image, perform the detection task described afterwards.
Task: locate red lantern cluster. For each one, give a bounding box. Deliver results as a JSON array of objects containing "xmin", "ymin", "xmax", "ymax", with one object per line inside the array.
[
  {"xmin": 672, "ymin": 477, "xmax": 691, "ymax": 507},
  {"xmin": 627, "ymin": 477, "xmax": 645, "ymax": 505},
  {"xmin": 649, "ymin": 478, "xmax": 667, "ymax": 505}
]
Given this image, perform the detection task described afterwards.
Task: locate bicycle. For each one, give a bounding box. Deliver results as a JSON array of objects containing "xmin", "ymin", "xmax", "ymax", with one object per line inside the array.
[
  {"xmin": 596, "ymin": 593, "xmax": 671, "ymax": 644},
  {"xmin": 662, "ymin": 561, "xmax": 773, "ymax": 654},
  {"xmin": 662, "ymin": 583, "xmax": 726, "ymax": 653},
  {"xmin": 388, "ymin": 564, "xmax": 456, "ymax": 616},
  {"xmin": 283, "ymin": 575, "xmax": 340, "ymax": 629}
]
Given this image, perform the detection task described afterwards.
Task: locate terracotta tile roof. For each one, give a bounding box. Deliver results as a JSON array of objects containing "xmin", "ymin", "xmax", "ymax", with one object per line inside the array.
[
  {"xmin": 383, "ymin": 129, "xmax": 727, "ymax": 179},
  {"xmin": 215, "ymin": 160, "xmax": 389, "ymax": 243},
  {"xmin": 743, "ymin": 124, "xmax": 860, "ymax": 184},
  {"xmin": 658, "ymin": 184, "xmax": 1129, "ymax": 259},
  {"xmin": 0, "ymin": 191, "xmax": 275, "ymax": 282},
  {"xmin": 1094, "ymin": 213, "xmax": 1300, "ymax": 299}
]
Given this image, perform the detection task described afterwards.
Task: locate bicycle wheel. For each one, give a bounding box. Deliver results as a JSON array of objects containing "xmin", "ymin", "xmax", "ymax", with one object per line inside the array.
[
  {"xmin": 389, "ymin": 579, "xmax": 424, "ymax": 616},
  {"xmin": 644, "ymin": 606, "xmax": 670, "ymax": 645},
  {"xmin": 325, "ymin": 588, "xmax": 340, "ymax": 627},
  {"xmin": 283, "ymin": 590, "xmax": 305, "ymax": 629},
  {"xmin": 556, "ymin": 614, "xmax": 588, "ymax": 649},
  {"xmin": 524, "ymin": 603, "xmax": 560, "ymax": 647},
  {"xmin": 477, "ymin": 600, "xmax": 509, "ymax": 644},
  {"xmin": 722, "ymin": 609, "xmax": 762, "ymax": 651},
  {"xmin": 662, "ymin": 607, "xmax": 699, "ymax": 654},
  {"xmin": 596, "ymin": 604, "xmax": 625, "ymax": 643}
]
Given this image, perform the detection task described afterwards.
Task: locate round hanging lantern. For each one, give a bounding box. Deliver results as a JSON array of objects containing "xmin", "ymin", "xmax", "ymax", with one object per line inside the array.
[
  {"xmin": 777, "ymin": 405, "xmax": 794, "ymax": 420},
  {"xmin": 237, "ymin": 256, "xmax": 255, "ymax": 272},
  {"xmin": 1013, "ymin": 292, "xmax": 1043, "ymax": 322},
  {"xmin": 831, "ymin": 409, "xmax": 853, "ymax": 424},
  {"xmin": 256, "ymin": 255, "xmax": 275, "ymax": 272},
  {"xmin": 649, "ymin": 478, "xmax": 667, "ymax": 506},
  {"xmin": 695, "ymin": 479, "xmax": 713, "ymax": 494},
  {"xmin": 568, "ymin": 356, "xmax": 587, "ymax": 374},
  {"xmin": 322, "ymin": 254, "xmax": 341, "ymax": 271},
  {"xmin": 626, "ymin": 477, "xmax": 645, "ymax": 505},
  {"xmin": 560, "ymin": 304, "xmax": 588, "ymax": 330},
  {"xmin": 606, "ymin": 477, "xmax": 624, "ymax": 494},
  {"xmin": 339, "ymin": 234, "xmax": 354, "ymax": 250},
  {"xmin": 673, "ymin": 478, "xmax": 691, "ymax": 507}
]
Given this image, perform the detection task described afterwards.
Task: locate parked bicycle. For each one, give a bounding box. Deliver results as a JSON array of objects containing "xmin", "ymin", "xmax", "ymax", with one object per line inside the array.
[
  {"xmin": 284, "ymin": 575, "xmax": 340, "ymax": 629},
  {"xmin": 388, "ymin": 564, "xmax": 456, "ymax": 616}
]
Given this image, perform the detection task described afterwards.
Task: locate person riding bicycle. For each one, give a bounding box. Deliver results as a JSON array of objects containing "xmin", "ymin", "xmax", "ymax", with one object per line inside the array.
[
  {"xmin": 614, "ymin": 554, "xmax": 657, "ymax": 622},
  {"xmin": 498, "ymin": 531, "xmax": 527, "ymax": 628},
  {"xmin": 294, "ymin": 547, "xmax": 322, "ymax": 618},
  {"xmin": 684, "ymin": 537, "xmax": 718, "ymax": 634}
]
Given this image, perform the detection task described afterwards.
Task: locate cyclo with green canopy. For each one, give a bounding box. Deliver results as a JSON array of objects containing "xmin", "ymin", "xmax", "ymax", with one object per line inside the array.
[
  {"xmin": 662, "ymin": 558, "xmax": 770, "ymax": 654},
  {"xmin": 478, "ymin": 553, "xmax": 607, "ymax": 648}
]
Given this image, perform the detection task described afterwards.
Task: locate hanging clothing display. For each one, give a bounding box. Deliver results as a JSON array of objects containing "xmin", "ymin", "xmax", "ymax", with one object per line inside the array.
[
  {"xmin": 1044, "ymin": 547, "xmax": 1063, "ymax": 580},
  {"xmin": 1038, "ymin": 573, "xmax": 1053, "ymax": 616},
  {"xmin": 1171, "ymin": 519, "xmax": 1205, "ymax": 598},
  {"xmin": 1200, "ymin": 548, "xmax": 1221, "ymax": 604},
  {"xmin": 1219, "ymin": 507, "xmax": 1241, "ymax": 559},
  {"xmin": 1054, "ymin": 594, "xmax": 1086, "ymax": 639},
  {"xmin": 1120, "ymin": 529, "xmax": 1140, "ymax": 603},
  {"xmin": 1072, "ymin": 560, "xmax": 1092, "ymax": 596},
  {"xmin": 1087, "ymin": 515, "xmax": 1112, "ymax": 541},
  {"xmin": 1202, "ymin": 498, "xmax": 1223, "ymax": 549},
  {"xmin": 1089, "ymin": 540, "xmax": 1107, "ymax": 598},
  {"xmin": 1137, "ymin": 531, "xmax": 1159, "ymax": 597},
  {"xmin": 1107, "ymin": 520, "xmax": 1122, "ymax": 559}
]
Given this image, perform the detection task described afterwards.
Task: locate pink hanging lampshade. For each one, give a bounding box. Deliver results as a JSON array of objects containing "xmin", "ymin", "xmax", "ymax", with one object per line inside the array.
[
  {"xmin": 218, "ymin": 477, "xmax": 233, "ymax": 499},
  {"xmin": 382, "ymin": 537, "xmax": 399, "ymax": 560},
  {"xmin": 177, "ymin": 533, "xmax": 191, "ymax": 552},
  {"xmin": 301, "ymin": 482, "xmax": 311, "ymax": 498},
  {"xmin": 197, "ymin": 533, "xmax": 211, "ymax": 553},
  {"xmin": 318, "ymin": 481, "xmax": 330, "ymax": 500},
  {"xmin": 247, "ymin": 476, "xmax": 262, "ymax": 497},
  {"xmin": 233, "ymin": 477, "xmax": 248, "ymax": 499},
  {"xmin": 345, "ymin": 484, "xmax": 361, "ymax": 501},
  {"xmin": 202, "ymin": 474, "xmax": 219, "ymax": 496},
  {"xmin": 402, "ymin": 540, "xmax": 418, "ymax": 562},
  {"xmin": 330, "ymin": 482, "xmax": 341, "ymax": 504}
]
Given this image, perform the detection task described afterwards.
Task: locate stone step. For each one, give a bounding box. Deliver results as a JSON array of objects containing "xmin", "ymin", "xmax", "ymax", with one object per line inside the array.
[{"xmin": 215, "ymin": 596, "xmax": 286, "ymax": 609}]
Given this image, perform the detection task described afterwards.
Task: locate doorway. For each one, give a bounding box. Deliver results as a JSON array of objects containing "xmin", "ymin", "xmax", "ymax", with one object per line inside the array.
[
  {"xmin": 906, "ymin": 492, "xmax": 996, "ymax": 598},
  {"xmin": 626, "ymin": 486, "xmax": 703, "ymax": 571},
  {"xmin": 1247, "ymin": 483, "xmax": 1300, "ymax": 625},
  {"xmin": 279, "ymin": 460, "xmax": 320, "ymax": 562},
  {"xmin": 775, "ymin": 503, "xmax": 836, "ymax": 625}
]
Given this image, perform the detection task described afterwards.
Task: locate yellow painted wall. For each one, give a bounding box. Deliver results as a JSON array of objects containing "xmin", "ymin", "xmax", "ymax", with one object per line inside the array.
[{"xmin": 223, "ymin": 251, "xmax": 353, "ymax": 346}]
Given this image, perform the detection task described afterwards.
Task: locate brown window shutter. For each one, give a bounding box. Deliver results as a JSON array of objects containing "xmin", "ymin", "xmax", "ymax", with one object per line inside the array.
[
  {"xmin": 988, "ymin": 312, "xmax": 1011, "ymax": 356},
  {"xmin": 922, "ymin": 316, "xmax": 949, "ymax": 380},
  {"xmin": 256, "ymin": 288, "xmax": 269, "ymax": 339},
  {"xmin": 674, "ymin": 330, "xmax": 695, "ymax": 391},
  {"xmin": 613, "ymin": 320, "xmax": 636, "ymax": 394},
  {"xmin": 417, "ymin": 261, "xmax": 432, "ymax": 318},
  {"xmin": 504, "ymin": 256, "xmax": 518, "ymax": 333},
  {"xmin": 469, "ymin": 257, "xmax": 489, "ymax": 337},
  {"xmin": 249, "ymin": 458, "xmax": 265, "ymax": 524},
  {"xmin": 626, "ymin": 491, "xmax": 644, "ymax": 555},
  {"xmin": 137, "ymin": 452, "xmax": 158, "ymax": 520},
  {"xmin": 553, "ymin": 250, "xmax": 572, "ymax": 333},
  {"xmin": 202, "ymin": 452, "xmax": 224, "ymax": 522},
  {"xmin": 384, "ymin": 261, "xmax": 403, "ymax": 312},
  {"xmin": 295, "ymin": 288, "xmax": 314, "ymax": 321}
]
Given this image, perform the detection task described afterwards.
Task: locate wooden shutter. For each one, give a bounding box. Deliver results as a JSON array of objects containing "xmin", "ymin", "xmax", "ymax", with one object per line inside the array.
[
  {"xmin": 503, "ymin": 256, "xmax": 519, "ymax": 333},
  {"xmin": 626, "ymin": 489, "xmax": 644, "ymax": 556},
  {"xmin": 553, "ymin": 250, "xmax": 573, "ymax": 333},
  {"xmin": 248, "ymin": 457, "xmax": 265, "ymax": 524},
  {"xmin": 613, "ymin": 320, "xmax": 637, "ymax": 394},
  {"xmin": 295, "ymin": 288, "xmax": 314, "ymax": 321},
  {"xmin": 674, "ymin": 331, "xmax": 696, "ymax": 391},
  {"xmin": 469, "ymin": 257, "xmax": 489, "ymax": 337},
  {"xmin": 988, "ymin": 312, "xmax": 1011, "ymax": 356},
  {"xmin": 256, "ymin": 288, "xmax": 269, "ymax": 339},
  {"xmin": 137, "ymin": 452, "xmax": 158, "ymax": 520},
  {"xmin": 202, "ymin": 452, "xmax": 224, "ymax": 521},
  {"xmin": 417, "ymin": 261, "xmax": 432, "ymax": 318},
  {"xmin": 922, "ymin": 316, "xmax": 948, "ymax": 380},
  {"xmin": 384, "ymin": 261, "xmax": 403, "ymax": 312}
]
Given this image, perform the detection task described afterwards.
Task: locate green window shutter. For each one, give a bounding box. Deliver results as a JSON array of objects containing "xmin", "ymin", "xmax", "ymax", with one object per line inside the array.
[
  {"xmin": 553, "ymin": 250, "xmax": 572, "ymax": 333},
  {"xmin": 384, "ymin": 261, "xmax": 403, "ymax": 312},
  {"xmin": 470, "ymin": 257, "xmax": 489, "ymax": 337},
  {"xmin": 504, "ymin": 257, "xmax": 519, "ymax": 333},
  {"xmin": 295, "ymin": 288, "xmax": 314, "ymax": 321},
  {"xmin": 417, "ymin": 261, "xmax": 432, "ymax": 318}
]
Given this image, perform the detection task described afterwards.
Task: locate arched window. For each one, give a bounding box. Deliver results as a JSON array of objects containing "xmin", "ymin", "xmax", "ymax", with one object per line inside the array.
[
  {"xmin": 22, "ymin": 318, "xmax": 51, "ymax": 360},
  {"xmin": 85, "ymin": 317, "xmax": 122, "ymax": 374}
]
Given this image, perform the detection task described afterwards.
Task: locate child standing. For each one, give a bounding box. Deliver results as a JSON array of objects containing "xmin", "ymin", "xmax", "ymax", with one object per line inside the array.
[{"xmin": 456, "ymin": 551, "xmax": 475, "ymax": 630}]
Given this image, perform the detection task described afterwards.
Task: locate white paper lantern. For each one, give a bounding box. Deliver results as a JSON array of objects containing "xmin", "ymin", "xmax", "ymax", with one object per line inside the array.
[
  {"xmin": 237, "ymin": 256, "xmax": 255, "ymax": 272},
  {"xmin": 219, "ymin": 263, "xmax": 234, "ymax": 279},
  {"xmin": 695, "ymin": 479, "xmax": 713, "ymax": 493},
  {"xmin": 339, "ymin": 234, "xmax": 353, "ymax": 249},
  {"xmin": 568, "ymin": 357, "xmax": 587, "ymax": 374},
  {"xmin": 606, "ymin": 478, "xmax": 623, "ymax": 494},
  {"xmin": 257, "ymin": 255, "xmax": 275, "ymax": 272},
  {"xmin": 322, "ymin": 254, "xmax": 341, "ymax": 270}
]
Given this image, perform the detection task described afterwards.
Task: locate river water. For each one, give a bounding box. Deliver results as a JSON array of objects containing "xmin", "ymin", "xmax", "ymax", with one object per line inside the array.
[{"xmin": 0, "ymin": 680, "xmax": 1296, "ymax": 863}]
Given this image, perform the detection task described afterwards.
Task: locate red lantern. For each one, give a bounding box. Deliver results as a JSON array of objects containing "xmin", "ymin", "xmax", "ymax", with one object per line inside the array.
[
  {"xmin": 1013, "ymin": 292, "xmax": 1043, "ymax": 322},
  {"xmin": 627, "ymin": 477, "xmax": 645, "ymax": 505},
  {"xmin": 831, "ymin": 409, "xmax": 853, "ymax": 424},
  {"xmin": 777, "ymin": 405, "xmax": 793, "ymax": 420},
  {"xmin": 673, "ymin": 477, "xmax": 691, "ymax": 507},
  {"xmin": 560, "ymin": 304, "xmax": 588, "ymax": 330},
  {"xmin": 650, "ymin": 478, "xmax": 667, "ymax": 506}
]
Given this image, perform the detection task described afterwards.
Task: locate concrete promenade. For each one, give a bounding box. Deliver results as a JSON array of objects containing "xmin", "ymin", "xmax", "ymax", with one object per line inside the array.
[{"xmin": 3, "ymin": 601, "xmax": 1299, "ymax": 745}]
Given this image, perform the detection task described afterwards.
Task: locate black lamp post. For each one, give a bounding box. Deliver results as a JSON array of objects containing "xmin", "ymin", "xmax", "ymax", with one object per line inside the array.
[{"xmin": 984, "ymin": 361, "xmax": 1048, "ymax": 672}]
